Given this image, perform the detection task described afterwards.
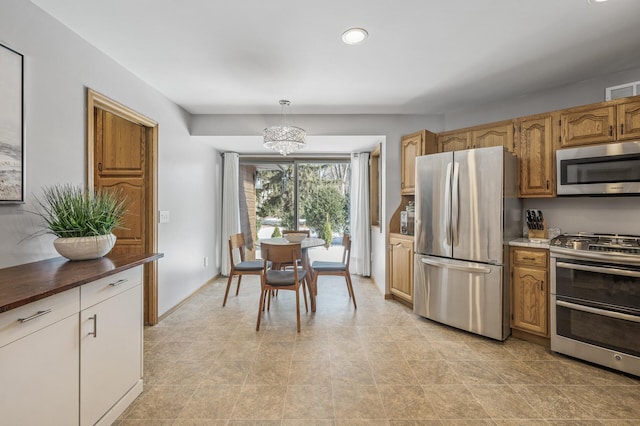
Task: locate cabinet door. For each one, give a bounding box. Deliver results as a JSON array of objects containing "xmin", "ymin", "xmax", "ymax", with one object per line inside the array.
[
  {"xmin": 472, "ymin": 124, "xmax": 515, "ymax": 152},
  {"xmin": 560, "ymin": 105, "xmax": 616, "ymax": 147},
  {"xmin": 617, "ymin": 99, "xmax": 640, "ymax": 141},
  {"xmin": 389, "ymin": 237, "xmax": 414, "ymax": 303},
  {"xmin": 518, "ymin": 116, "xmax": 554, "ymax": 197},
  {"xmin": 512, "ymin": 265, "xmax": 548, "ymax": 336},
  {"xmin": 438, "ymin": 131, "xmax": 469, "ymax": 152},
  {"xmin": 0, "ymin": 315, "xmax": 79, "ymax": 426},
  {"xmin": 401, "ymin": 132, "xmax": 423, "ymax": 195},
  {"xmin": 80, "ymin": 285, "xmax": 142, "ymax": 426}
]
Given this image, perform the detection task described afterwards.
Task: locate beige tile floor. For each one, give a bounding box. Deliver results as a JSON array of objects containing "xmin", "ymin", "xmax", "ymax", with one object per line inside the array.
[{"xmin": 115, "ymin": 274, "xmax": 640, "ymax": 425}]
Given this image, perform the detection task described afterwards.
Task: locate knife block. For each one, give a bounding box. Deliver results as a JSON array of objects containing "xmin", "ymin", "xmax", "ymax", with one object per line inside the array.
[{"xmin": 528, "ymin": 221, "xmax": 548, "ymax": 240}]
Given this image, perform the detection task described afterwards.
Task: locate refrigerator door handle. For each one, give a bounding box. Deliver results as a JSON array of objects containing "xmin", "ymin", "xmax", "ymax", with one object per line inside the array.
[
  {"xmin": 444, "ymin": 162, "xmax": 453, "ymax": 246},
  {"xmin": 452, "ymin": 162, "xmax": 460, "ymax": 246},
  {"xmin": 420, "ymin": 257, "xmax": 491, "ymax": 274}
]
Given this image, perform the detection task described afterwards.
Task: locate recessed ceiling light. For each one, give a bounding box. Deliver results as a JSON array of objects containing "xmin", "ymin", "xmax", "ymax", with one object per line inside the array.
[
  {"xmin": 588, "ymin": 0, "xmax": 609, "ymax": 3},
  {"xmin": 341, "ymin": 28, "xmax": 368, "ymax": 45}
]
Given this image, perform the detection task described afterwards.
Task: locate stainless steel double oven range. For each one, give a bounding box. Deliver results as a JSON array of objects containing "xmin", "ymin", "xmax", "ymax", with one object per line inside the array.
[{"xmin": 550, "ymin": 234, "xmax": 640, "ymax": 376}]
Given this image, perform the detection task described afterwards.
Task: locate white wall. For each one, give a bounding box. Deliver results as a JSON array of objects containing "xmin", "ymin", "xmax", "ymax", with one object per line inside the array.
[
  {"xmin": 191, "ymin": 114, "xmax": 444, "ymax": 294},
  {"xmin": 0, "ymin": 0, "xmax": 218, "ymax": 316}
]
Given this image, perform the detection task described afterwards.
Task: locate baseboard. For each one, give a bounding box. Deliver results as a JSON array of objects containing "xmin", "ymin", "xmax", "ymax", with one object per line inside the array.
[
  {"xmin": 95, "ymin": 379, "xmax": 143, "ymax": 426},
  {"xmin": 511, "ymin": 328, "xmax": 550, "ymax": 348},
  {"xmin": 158, "ymin": 274, "xmax": 220, "ymax": 323}
]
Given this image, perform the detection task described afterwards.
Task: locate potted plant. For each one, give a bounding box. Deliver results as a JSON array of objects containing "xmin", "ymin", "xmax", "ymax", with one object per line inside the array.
[{"xmin": 32, "ymin": 184, "xmax": 128, "ymax": 260}]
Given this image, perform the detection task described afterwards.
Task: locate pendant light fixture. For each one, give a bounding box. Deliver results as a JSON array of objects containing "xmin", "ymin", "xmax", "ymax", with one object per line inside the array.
[{"xmin": 263, "ymin": 100, "xmax": 306, "ymax": 156}]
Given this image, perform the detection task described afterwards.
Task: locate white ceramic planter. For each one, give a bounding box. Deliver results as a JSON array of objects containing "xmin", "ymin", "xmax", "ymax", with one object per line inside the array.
[{"xmin": 53, "ymin": 234, "xmax": 117, "ymax": 261}]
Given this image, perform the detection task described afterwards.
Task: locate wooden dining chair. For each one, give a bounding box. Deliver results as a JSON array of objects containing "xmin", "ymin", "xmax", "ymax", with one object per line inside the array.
[
  {"xmin": 311, "ymin": 233, "xmax": 356, "ymax": 309},
  {"xmin": 280, "ymin": 229, "xmax": 310, "ymax": 270},
  {"xmin": 223, "ymin": 233, "xmax": 264, "ymax": 307},
  {"xmin": 257, "ymin": 242, "xmax": 307, "ymax": 332}
]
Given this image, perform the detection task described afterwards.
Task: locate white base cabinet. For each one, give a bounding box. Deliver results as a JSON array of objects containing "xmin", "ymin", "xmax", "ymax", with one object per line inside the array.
[
  {"xmin": 0, "ymin": 265, "xmax": 144, "ymax": 426},
  {"xmin": 0, "ymin": 313, "xmax": 80, "ymax": 426},
  {"xmin": 81, "ymin": 284, "xmax": 142, "ymax": 425}
]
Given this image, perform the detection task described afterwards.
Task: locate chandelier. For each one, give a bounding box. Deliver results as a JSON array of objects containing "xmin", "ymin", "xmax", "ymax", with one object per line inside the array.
[{"xmin": 263, "ymin": 100, "xmax": 306, "ymax": 156}]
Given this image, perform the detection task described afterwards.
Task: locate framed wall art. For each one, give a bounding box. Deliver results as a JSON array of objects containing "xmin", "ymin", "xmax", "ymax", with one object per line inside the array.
[{"xmin": 0, "ymin": 42, "xmax": 24, "ymax": 203}]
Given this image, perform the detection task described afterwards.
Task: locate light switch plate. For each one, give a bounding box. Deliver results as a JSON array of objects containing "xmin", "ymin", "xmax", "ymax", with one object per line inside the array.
[{"xmin": 159, "ymin": 210, "xmax": 170, "ymax": 223}]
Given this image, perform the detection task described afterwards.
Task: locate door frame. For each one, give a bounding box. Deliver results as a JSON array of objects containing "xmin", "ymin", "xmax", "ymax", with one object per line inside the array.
[{"xmin": 86, "ymin": 88, "xmax": 160, "ymax": 325}]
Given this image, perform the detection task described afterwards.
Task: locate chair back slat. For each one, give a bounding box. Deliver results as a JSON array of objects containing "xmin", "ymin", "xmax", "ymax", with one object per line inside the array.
[
  {"xmin": 229, "ymin": 233, "xmax": 246, "ymax": 266},
  {"xmin": 261, "ymin": 242, "xmax": 301, "ymax": 265}
]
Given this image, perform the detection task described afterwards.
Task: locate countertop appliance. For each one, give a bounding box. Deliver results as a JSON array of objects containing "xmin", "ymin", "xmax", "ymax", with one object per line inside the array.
[
  {"xmin": 556, "ymin": 140, "xmax": 640, "ymax": 196},
  {"xmin": 413, "ymin": 146, "xmax": 522, "ymax": 341},
  {"xmin": 550, "ymin": 233, "xmax": 640, "ymax": 376}
]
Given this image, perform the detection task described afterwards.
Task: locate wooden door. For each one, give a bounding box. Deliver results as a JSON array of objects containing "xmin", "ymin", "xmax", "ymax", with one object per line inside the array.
[
  {"xmin": 400, "ymin": 131, "xmax": 423, "ymax": 195},
  {"xmin": 518, "ymin": 116, "xmax": 554, "ymax": 197},
  {"xmin": 560, "ymin": 105, "xmax": 616, "ymax": 147},
  {"xmin": 87, "ymin": 89, "xmax": 158, "ymax": 325},
  {"xmin": 617, "ymin": 99, "xmax": 640, "ymax": 141},
  {"xmin": 94, "ymin": 110, "xmax": 146, "ymax": 256}
]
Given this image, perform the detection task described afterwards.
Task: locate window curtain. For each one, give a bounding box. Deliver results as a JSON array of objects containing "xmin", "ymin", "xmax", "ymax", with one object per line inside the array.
[
  {"xmin": 350, "ymin": 152, "xmax": 371, "ymax": 276},
  {"xmin": 221, "ymin": 152, "xmax": 240, "ymax": 276}
]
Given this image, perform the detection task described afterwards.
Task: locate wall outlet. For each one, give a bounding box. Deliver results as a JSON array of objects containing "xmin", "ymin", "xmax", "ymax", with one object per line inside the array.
[
  {"xmin": 203, "ymin": 256, "xmax": 209, "ymax": 267},
  {"xmin": 159, "ymin": 210, "xmax": 170, "ymax": 223}
]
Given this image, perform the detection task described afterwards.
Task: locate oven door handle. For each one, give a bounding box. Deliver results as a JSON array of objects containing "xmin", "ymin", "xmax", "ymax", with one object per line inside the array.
[
  {"xmin": 556, "ymin": 300, "xmax": 640, "ymax": 323},
  {"xmin": 556, "ymin": 261, "xmax": 640, "ymax": 278}
]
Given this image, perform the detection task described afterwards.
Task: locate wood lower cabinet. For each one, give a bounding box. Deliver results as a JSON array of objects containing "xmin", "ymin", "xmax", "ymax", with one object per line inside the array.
[
  {"xmin": 510, "ymin": 247, "xmax": 549, "ymax": 337},
  {"xmin": 401, "ymin": 130, "xmax": 437, "ymax": 195},
  {"xmin": 389, "ymin": 233, "xmax": 414, "ymax": 305},
  {"xmin": 517, "ymin": 115, "xmax": 555, "ymax": 197}
]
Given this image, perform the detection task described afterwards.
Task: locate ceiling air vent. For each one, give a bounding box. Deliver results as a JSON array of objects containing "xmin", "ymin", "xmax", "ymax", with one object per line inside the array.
[{"xmin": 605, "ymin": 81, "xmax": 640, "ymax": 101}]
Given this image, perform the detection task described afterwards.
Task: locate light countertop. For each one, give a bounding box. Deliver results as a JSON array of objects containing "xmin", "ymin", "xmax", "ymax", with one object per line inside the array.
[{"xmin": 509, "ymin": 238, "xmax": 550, "ymax": 249}]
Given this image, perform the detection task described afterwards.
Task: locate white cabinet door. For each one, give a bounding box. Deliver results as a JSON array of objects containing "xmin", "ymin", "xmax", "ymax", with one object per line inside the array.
[
  {"xmin": 0, "ymin": 314, "xmax": 80, "ymax": 426},
  {"xmin": 80, "ymin": 284, "xmax": 142, "ymax": 426}
]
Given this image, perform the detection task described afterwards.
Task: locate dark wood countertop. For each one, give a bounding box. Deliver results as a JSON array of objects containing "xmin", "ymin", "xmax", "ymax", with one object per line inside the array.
[{"xmin": 0, "ymin": 253, "xmax": 163, "ymax": 313}]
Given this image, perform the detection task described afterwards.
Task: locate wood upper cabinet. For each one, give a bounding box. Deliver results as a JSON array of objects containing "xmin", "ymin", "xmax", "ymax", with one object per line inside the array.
[
  {"xmin": 617, "ymin": 99, "xmax": 640, "ymax": 140},
  {"xmin": 517, "ymin": 115, "xmax": 555, "ymax": 197},
  {"xmin": 560, "ymin": 104, "xmax": 616, "ymax": 147},
  {"xmin": 438, "ymin": 130, "xmax": 470, "ymax": 153},
  {"xmin": 472, "ymin": 122, "xmax": 516, "ymax": 153},
  {"xmin": 401, "ymin": 130, "xmax": 436, "ymax": 195},
  {"xmin": 389, "ymin": 233, "xmax": 414, "ymax": 305},
  {"xmin": 510, "ymin": 247, "xmax": 549, "ymax": 337}
]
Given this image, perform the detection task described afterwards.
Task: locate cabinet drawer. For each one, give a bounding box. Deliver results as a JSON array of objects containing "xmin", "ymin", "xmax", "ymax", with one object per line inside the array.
[
  {"xmin": 0, "ymin": 287, "xmax": 79, "ymax": 348},
  {"xmin": 80, "ymin": 266, "xmax": 142, "ymax": 310},
  {"xmin": 512, "ymin": 248, "xmax": 547, "ymax": 268}
]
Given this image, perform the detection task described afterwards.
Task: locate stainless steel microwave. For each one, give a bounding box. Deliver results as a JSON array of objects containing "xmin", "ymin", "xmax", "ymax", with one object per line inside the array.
[{"xmin": 556, "ymin": 141, "xmax": 640, "ymax": 196}]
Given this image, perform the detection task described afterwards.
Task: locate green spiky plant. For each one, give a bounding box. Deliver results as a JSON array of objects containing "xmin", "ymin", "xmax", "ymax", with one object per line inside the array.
[{"xmin": 32, "ymin": 184, "xmax": 128, "ymax": 238}]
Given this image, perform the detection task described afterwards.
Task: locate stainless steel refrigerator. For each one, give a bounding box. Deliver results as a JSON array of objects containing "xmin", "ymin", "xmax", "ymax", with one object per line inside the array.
[{"xmin": 413, "ymin": 146, "xmax": 521, "ymax": 340}]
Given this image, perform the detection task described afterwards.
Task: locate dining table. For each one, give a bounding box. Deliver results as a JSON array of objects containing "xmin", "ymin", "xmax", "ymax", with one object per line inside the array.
[{"xmin": 258, "ymin": 237, "xmax": 325, "ymax": 312}]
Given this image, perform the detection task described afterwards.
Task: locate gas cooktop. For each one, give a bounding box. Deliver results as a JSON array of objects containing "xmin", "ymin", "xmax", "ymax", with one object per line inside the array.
[{"xmin": 550, "ymin": 233, "xmax": 640, "ymax": 255}]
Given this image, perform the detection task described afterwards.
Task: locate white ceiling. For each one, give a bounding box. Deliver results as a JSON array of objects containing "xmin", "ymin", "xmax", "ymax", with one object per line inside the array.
[
  {"xmin": 30, "ymin": 0, "xmax": 640, "ymax": 117},
  {"xmin": 29, "ymin": 0, "xmax": 640, "ymax": 154}
]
